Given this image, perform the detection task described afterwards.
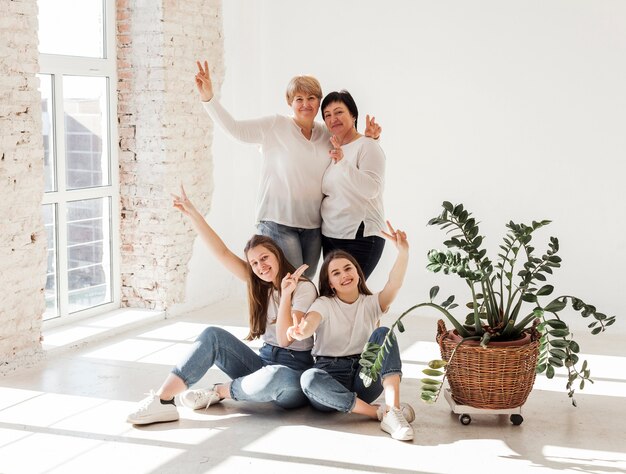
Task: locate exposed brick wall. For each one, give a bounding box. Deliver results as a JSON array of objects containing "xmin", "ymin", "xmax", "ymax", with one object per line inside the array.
[
  {"xmin": 0, "ymin": 0, "xmax": 47, "ymax": 374},
  {"xmin": 117, "ymin": 0, "xmax": 224, "ymax": 310}
]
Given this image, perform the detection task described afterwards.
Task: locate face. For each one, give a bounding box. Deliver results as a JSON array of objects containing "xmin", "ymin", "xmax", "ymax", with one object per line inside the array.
[
  {"xmin": 327, "ymin": 257, "xmax": 360, "ymax": 295},
  {"xmin": 323, "ymin": 101, "xmax": 355, "ymax": 137},
  {"xmin": 247, "ymin": 245, "xmax": 280, "ymax": 283},
  {"xmin": 291, "ymin": 91, "xmax": 320, "ymax": 123}
]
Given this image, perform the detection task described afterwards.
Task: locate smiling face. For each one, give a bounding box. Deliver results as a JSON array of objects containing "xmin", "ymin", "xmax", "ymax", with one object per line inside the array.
[
  {"xmin": 327, "ymin": 257, "xmax": 360, "ymax": 297},
  {"xmin": 323, "ymin": 101, "xmax": 355, "ymax": 139},
  {"xmin": 291, "ymin": 91, "xmax": 321, "ymax": 124},
  {"xmin": 246, "ymin": 245, "xmax": 280, "ymax": 283}
]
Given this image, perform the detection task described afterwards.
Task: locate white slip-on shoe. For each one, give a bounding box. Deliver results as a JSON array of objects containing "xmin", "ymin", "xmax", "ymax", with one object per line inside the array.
[
  {"xmin": 180, "ymin": 386, "xmax": 223, "ymax": 410},
  {"xmin": 380, "ymin": 406, "xmax": 414, "ymax": 441},
  {"xmin": 127, "ymin": 390, "xmax": 179, "ymax": 425}
]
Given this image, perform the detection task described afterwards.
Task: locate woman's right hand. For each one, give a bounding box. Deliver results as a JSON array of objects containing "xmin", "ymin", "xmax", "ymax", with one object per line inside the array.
[
  {"xmin": 195, "ymin": 60, "xmax": 214, "ymax": 102},
  {"xmin": 171, "ymin": 184, "xmax": 198, "ymax": 217}
]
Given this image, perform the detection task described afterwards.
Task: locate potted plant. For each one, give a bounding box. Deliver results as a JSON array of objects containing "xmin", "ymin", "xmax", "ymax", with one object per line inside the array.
[{"xmin": 359, "ymin": 201, "xmax": 616, "ymax": 408}]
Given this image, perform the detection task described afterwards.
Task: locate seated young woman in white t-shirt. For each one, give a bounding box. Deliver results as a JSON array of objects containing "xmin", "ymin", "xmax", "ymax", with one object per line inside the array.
[{"xmin": 285, "ymin": 222, "xmax": 415, "ymax": 441}]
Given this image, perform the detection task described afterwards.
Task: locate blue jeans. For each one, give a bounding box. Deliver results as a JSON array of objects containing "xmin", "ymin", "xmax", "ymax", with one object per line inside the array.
[
  {"xmin": 257, "ymin": 221, "xmax": 321, "ymax": 279},
  {"xmin": 172, "ymin": 326, "xmax": 313, "ymax": 409},
  {"xmin": 300, "ymin": 327, "xmax": 402, "ymax": 412},
  {"xmin": 322, "ymin": 222, "xmax": 385, "ymax": 280}
]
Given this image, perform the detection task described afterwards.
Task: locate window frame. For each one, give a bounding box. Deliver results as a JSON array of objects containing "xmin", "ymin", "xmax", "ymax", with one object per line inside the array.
[{"xmin": 39, "ymin": 0, "xmax": 120, "ymax": 329}]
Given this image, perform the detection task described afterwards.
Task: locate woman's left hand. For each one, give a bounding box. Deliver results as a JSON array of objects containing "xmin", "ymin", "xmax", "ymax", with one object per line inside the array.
[
  {"xmin": 364, "ymin": 114, "xmax": 382, "ymax": 140},
  {"xmin": 280, "ymin": 264, "xmax": 308, "ymax": 296},
  {"xmin": 381, "ymin": 220, "xmax": 409, "ymax": 252}
]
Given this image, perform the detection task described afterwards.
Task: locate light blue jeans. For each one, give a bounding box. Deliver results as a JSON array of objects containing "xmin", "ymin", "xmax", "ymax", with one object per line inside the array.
[
  {"xmin": 300, "ymin": 327, "xmax": 402, "ymax": 412},
  {"xmin": 257, "ymin": 221, "xmax": 321, "ymax": 279},
  {"xmin": 172, "ymin": 326, "xmax": 313, "ymax": 409}
]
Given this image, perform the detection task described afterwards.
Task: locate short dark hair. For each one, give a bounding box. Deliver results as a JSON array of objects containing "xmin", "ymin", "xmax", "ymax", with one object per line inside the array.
[{"xmin": 321, "ymin": 90, "xmax": 359, "ymax": 131}]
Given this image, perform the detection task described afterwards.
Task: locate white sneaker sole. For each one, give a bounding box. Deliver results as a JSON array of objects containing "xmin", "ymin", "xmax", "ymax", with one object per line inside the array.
[
  {"xmin": 381, "ymin": 422, "xmax": 414, "ymax": 441},
  {"xmin": 127, "ymin": 411, "xmax": 179, "ymax": 425}
]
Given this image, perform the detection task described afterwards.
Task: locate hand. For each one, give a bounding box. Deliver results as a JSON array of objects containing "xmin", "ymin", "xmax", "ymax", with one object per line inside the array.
[
  {"xmin": 171, "ymin": 184, "xmax": 198, "ymax": 217},
  {"xmin": 195, "ymin": 60, "xmax": 214, "ymax": 102},
  {"xmin": 329, "ymin": 135, "xmax": 344, "ymax": 163},
  {"xmin": 364, "ymin": 114, "xmax": 382, "ymax": 140},
  {"xmin": 280, "ymin": 264, "xmax": 309, "ymax": 296},
  {"xmin": 381, "ymin": 220, "xmax": 408, "ymax": 252},
  {"xmin": 286, "ymin": 313, "xmax": 307, "ymax": 341}
]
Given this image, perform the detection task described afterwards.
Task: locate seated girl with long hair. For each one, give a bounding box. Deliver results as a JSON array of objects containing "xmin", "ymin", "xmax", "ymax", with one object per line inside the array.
[
  {"xmin": 127, "ymin": 185, "xmax": 316, "ymax": 425},
  {"xmin": 286, "ymin": 222, "xmax": 415, "ymax": 441}
]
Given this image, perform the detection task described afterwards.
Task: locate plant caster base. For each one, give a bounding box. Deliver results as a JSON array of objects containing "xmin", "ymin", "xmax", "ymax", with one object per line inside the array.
[{"xmin": 444, "ymin": 389, "xmax": 524, "ymax": 426}]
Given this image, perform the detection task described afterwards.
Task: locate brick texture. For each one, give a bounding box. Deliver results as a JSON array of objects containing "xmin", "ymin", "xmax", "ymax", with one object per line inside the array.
[
  {"xmin": 0, "ymin": 0, "xmax": 47, "ymax": 374},
  {"xmin": 117, "ymin": 0, "xmax": 224, "ymax": 310}
]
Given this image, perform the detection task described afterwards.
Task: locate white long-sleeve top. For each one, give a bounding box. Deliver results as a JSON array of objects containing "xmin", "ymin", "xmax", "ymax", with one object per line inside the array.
[
  {"xmin": 321, "ymin": 136, "xmax": 386, "ymax": 239},
  {"xmin": 203, "ymin": 99, "xmax": 332, "ymax": 228}
]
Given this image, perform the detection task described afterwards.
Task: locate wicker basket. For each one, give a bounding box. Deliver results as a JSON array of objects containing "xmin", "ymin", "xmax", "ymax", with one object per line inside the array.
[{"xmin": 436, "ymin": 320, "xmax": 540, "ymax": 409}]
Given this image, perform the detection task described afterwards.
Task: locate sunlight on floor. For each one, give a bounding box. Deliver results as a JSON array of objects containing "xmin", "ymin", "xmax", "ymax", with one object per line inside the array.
[{"xmin": 542, "ymin": 445, "xmax": 626, "ymax": 471}]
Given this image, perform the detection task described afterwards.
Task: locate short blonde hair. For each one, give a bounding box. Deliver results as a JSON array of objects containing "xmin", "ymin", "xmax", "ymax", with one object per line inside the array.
[{"xmin": 285, "ymin": 75, "xmax": 323, "ymax": 105}]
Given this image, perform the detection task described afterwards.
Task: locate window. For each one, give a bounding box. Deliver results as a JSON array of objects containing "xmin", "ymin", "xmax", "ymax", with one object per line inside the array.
[{"xmin": 38, "ymin": 0, "xmax": 119, "ymax": 323}]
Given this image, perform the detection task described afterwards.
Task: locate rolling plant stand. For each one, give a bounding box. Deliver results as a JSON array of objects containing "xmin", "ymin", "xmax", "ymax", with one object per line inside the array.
[{"xmin": 444, "ymin": 388, "xmax": 524, "ymax": 426}]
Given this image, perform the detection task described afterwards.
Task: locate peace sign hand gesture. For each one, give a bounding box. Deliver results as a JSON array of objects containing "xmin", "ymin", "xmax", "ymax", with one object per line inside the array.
[
  {"xmin": 171, "ymin": 184, "xmax": 199, "ymax": 217},
  {"xmin": 381, "ymin": 220, "xmax": 409, "ymax": 253},
  {"xmin": 286, "ymin": 313, "xmax": 308, "ymax": 341},
  {"xmin": 195, "ymin": 60, "xmax": 214, "ymax": 102},
  {"xmin": 281, "ymin": 264, "xmax": 308, "ymax": 297},
  {"xmin": 329, "ymin": 135, "xmax": 344, "ymax": 163},
  {"xmin": 364, "ymin": 114, "xmax": 382, "ymax": 139}
]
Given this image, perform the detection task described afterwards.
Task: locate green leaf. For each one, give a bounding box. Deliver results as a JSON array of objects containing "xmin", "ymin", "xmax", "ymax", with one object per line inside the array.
[
  {"xmin": 536, "ymin": 285, "xmax": 554, "ymax": 296},
  {"xmin": 522, "ymin": 293, "xmax": 537, "ymax": 303},
  {"xmin": 549, "ymin": 357, "xmax": 564, "ymax": 367},
  {"xmin": 591, "ymin": 327, "xmax": 602, "ymax": 335},
  {"xmin": 569, "ymin": 341, "xmax": 580, "ymax": 353},
  {"xmin": 536, "ymin": 363, "xmax": 547, "ymax": 373},
  {"xmin": 422, "ymin": 368, "xmax": 445, "ymax": 377},
  {"xmin": 544, "ymin": 299, "xmax": 567, "ymax": 312},
  {"xmin": 429, "ymin": 286, "xmax": 440, "ymax": 301},
  {"xmin": 397, "ymin": 321, "xmax": 405, "ymax": 333},
  {"xmin": 548, "ymin": 329, "xmax": 570, "ymax": 337},
  {"xmin": 428, "ymin": 360, "xmax": 448, "ymax": 369},
  {"xmin": 549, "ymin": 348, "xmax": 567, "ymax": 359},
  {"xmin": 421, "ymin": 378, "xmax": 442, "ymax": 385},
  {"xmin": 548, "ymin": 339, "xmax": 569, "ymax": 348},
  {"xmin": 442, "ymin": 201, "xmax": 454, "ymax": 212},
  {"xmin": 546, "ymin": 365, "xmax": 555, "ymax": 379},
  {"xmin": 545, "ymin": 319, "xmax": 567, "ymax": 329},
  {"xmin": 421, "ymin": 392, "xmax": 437, "ymax": 403},
  {"xmin": 421, "ymin": 384, "xmax": 438, "ymax": 392}
]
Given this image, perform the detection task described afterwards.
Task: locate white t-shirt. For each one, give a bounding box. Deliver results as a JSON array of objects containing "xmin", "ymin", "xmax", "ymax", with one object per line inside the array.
[
  {"xmin": 262, "ymin": 280, "xmax": 317, "ymax": 351},
  {"xmin": 321, "ymin": 136, "xmax": 386, "ymax": 239},
  {"xmin": 203, "ymin": 99, "xmax": 332, "ymax": 229},
  {"xmin": 307, "ymin": 293, "xmax": 385, "ymax": 357}
]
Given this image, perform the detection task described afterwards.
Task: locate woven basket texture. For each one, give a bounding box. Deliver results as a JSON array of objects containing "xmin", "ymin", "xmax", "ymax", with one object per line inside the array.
[{"xmin": 437, "ymin": 319, "xmax": 540, "ymax": 409}]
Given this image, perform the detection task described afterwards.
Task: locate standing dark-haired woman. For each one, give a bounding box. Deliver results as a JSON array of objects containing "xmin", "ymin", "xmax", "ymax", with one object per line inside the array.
[
  {"xmin": 320, "ymin": 90, "xmax": 387, "ymax": 279},
  {"xmin": 127, "ymin": 185, "xmax": 316, "ymax": 425}
]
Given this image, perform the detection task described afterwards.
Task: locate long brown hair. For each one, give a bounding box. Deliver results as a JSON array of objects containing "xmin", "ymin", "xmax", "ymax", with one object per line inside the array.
[
  {"xmin": 318, "ymin": 250, "xmax": 372, "ymax": 298},
  {"xmin": 243, "ymin": 235, "xmax": 298, "ymax": 340}
]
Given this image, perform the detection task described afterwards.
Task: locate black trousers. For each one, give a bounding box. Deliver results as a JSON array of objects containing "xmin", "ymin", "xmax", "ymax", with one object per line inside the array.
[{"xmin": 321, "ymin": 222, "xmax": 385, "ymax": 280}]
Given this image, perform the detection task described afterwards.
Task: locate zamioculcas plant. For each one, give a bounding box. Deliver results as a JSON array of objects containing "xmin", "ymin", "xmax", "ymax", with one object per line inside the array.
[{"xmin": 359, "ymin": 201, "xmax": 616, "ymax": 405}]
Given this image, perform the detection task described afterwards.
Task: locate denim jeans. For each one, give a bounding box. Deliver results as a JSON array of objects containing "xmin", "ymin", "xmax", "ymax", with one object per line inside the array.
[
  {"xmin": 172, "ymin": 326, "xmax": 313, "ymax": 409},
  {"xmin": 300, "ymin": 327, "xmax": 402, "ymax": 412},
  {"xmin": 322, "ymin": 222, "xmax": 385, "ymax": 280},
  {"xmin": 257, "ymin": 221, "xmax": 321, "ymax": 279}
]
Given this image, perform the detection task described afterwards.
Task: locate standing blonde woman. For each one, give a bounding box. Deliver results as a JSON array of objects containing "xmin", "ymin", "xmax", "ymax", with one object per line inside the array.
[{"xmin": 195, "ymin": 61, "xmax": 381, "ymax": 278}]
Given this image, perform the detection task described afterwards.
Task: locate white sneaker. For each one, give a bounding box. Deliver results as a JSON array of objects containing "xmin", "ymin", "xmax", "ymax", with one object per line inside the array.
[
  {"xmin": 381, "ymin": 406, "xmax": 414, "ymax": 441},
  {"xmin": 127, "ymin": 390, "xmax": 179, "ymax": 425},
  {"xmin": 376, "ymin": 402, "xmax": 415, "ymax": 423},
  {"xmin": 180, "ymin": 386, "xmax": 222, "ymax": 410}
]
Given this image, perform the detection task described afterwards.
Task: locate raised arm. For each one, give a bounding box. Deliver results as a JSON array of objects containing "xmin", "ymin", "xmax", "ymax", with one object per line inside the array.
[
  {"xmin": 172, "ymin": 184, "xmax": 248, "ymax": 281},
  {"xmin": 378, "ymin": 221, "xmax": 409, "ymax": 312},
  {"xmin": 195, "ymin": 60, "xmax": 274, "ymax": 144},
  {"xmin": 275, "ymin": 264, "xmax": 308, "ymax": 347}
]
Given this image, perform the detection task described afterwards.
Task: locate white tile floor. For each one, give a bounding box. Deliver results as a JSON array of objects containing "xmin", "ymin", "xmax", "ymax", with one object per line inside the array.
[{"xmin": 1, "ymin": 298, "xmax": 625, "ymax": 474}]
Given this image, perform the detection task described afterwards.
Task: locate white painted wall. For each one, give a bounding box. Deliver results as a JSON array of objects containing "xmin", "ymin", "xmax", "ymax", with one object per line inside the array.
[{"xmin": 181, "ymin": 0, "xmax": 626, "ymax": 334}]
